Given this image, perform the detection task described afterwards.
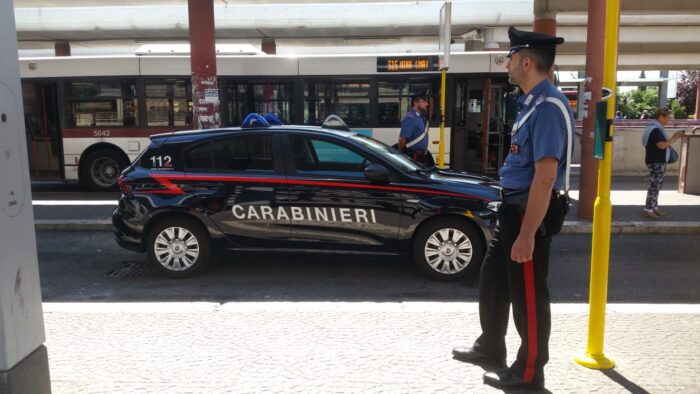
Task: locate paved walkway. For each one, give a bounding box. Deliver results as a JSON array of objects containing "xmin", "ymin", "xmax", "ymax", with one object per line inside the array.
[
  {"xmin": 568, "ymin": 175, "xmax": 700, "ymax": 223},
  {"xmin": 43, "ymin": 302, "xmax": 700, "ymax": 393}
]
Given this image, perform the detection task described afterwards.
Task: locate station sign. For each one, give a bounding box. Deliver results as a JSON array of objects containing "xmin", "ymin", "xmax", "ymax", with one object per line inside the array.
[{"xmin": 377, "ymin": 56, "xmax": 440, "ymax": 73}]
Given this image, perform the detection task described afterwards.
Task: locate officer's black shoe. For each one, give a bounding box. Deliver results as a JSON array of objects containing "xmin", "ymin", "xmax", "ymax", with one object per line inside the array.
[
  {"xmin": 483, "ymin": 369, "xmax": 545, "ymax": 390},
  {"xmin": 452, "ymin": 346, "xmax": 507, "ymax": 369}
]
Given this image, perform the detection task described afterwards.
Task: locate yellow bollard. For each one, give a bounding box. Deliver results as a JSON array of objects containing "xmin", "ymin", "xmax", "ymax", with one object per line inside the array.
[
  {"xmin": 438, "ymin": 68, "xmax": 447, "ymax": 168},
  {"xmin": 574, "ymin": 0, "xmax": 619, "ymax": 370}
]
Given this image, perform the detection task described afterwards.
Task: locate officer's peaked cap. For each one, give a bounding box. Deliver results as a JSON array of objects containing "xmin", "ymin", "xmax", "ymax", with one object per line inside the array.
[{"xmin": 507, "ymin": 26, "xmax": 564, "ymax": 57}]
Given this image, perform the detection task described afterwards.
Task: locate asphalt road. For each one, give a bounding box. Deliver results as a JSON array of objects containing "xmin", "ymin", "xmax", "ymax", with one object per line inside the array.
[{"xmin": 36, "ymin": 231, "xmax": 700, "ymax": 303}]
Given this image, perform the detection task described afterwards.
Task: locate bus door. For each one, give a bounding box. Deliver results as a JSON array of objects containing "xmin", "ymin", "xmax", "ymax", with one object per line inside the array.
[
  {"xmin": 22, "ymin": 81, "xmax": 62, "ymax": 180},
  {"xmin": 483, "ymin": 80, "xmax": 511, "ymax": 174},
  {"xmin": 451, "ymin": 77, "xmax": 485, "ymax": 173},
  {"xmin": 451, "ymin": 77, "xmax": 514, "ymax": 175}
]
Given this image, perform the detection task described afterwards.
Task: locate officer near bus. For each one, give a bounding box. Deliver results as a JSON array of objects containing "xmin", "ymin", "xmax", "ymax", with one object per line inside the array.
[
  {"xmin": 452, "ymin": 26, "xmax": 572, "ymax": 390},
  {"xmin": 398, "ymin": 90, "xmax": 435, "ymax": 167}
]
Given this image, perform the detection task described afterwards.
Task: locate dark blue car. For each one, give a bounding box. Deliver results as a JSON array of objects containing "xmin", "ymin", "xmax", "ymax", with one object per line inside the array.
[{"xmin": 113, "ymin": 115, "xmax": 501, "ymax": 280}]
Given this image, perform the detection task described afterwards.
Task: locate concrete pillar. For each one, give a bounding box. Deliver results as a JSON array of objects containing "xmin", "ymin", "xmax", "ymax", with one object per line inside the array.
[
  {"xmin": 0, "ymin": 0, "xmax": 51, "ymax": 392},
  {"xmin": 659, "ymin": 70, "xmax": 669, "ymax": 108},
  {"xmin": 533, "ymin": 0, "xmax": 557, "ymax": 80},
  {"xmin": 533, "ymin": 18, "xmax": 557, "ymax": 36},
  {"xmin": 188, "ymin": 0, "xmax": 219, "ymax": 129},
  {"xmin": 261, "ymin": 38, "xmax": 276, "ymax": 55},
  {"xmin": 54, "ymin": 41, "xmax": 70, "ymax": 57},
  {"xmin": 695, "ymin": 73, "xmax": 700, "ymax": 119},
  {"xmin": 578, "ymin": 0, "xmax": 605, "ymax": 220}
]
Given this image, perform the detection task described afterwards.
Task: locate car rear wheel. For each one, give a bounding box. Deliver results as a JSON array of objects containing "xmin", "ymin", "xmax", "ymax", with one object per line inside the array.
[
  {"xmin": 413, "ymin": 217, "xmax": 484, "ymax": 280},
  {"xmin": 146, "ymin": 217, "xmax": 212, "ymax": 278}
]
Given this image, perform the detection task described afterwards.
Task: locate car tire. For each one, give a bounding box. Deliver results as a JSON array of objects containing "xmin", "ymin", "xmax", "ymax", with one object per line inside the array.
[
  {"xmin": 413, "ymin": 217, "xmax": 484, "ymax": 281},
  {"xmin": 146, "ymin": 217, "xmax": 212, "ymax": 278},
  {"xmin": 80, "ymin": 148, "xmax": 128, "ymax": 191}
]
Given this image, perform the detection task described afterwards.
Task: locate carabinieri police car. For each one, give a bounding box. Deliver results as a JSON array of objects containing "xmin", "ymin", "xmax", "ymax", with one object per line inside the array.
[{"xmin": 113, "ymin": 114, "xmax": 501, "ymax": 280}]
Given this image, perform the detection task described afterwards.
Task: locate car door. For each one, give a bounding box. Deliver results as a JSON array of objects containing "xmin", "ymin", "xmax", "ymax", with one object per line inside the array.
[
  {"xmin": 187, "ymin": 132, "xmax": 292, "ymax": 249},
  {"xmin": 281, "ymin": 133, "xmax": 402, "ymax": 253}
]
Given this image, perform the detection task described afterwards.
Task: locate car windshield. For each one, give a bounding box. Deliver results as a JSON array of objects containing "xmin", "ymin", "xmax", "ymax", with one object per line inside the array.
[{"xmin": 347, "ymin": 134, "xmax": 423, "ymax": 173}]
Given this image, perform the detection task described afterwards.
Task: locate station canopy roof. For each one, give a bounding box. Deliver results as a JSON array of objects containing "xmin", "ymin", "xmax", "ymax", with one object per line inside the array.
[{"xmin": 13, "ymin": 0, "xmax": 700, "ymax": 70}]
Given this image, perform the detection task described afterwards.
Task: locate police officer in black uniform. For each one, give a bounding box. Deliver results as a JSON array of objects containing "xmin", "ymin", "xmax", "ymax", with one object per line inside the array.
[
  {"xmin": 452, "ymin": 27, "xmax": 573, "ymax": 390},
  {"xmin": 398, "ymin": 90, "xmax": 435, "ymax": 167}
]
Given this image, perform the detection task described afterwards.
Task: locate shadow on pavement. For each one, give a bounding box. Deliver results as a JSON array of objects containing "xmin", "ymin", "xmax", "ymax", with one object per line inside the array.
[
  {"xmin": 602, "ymin": 369, "xmax": 650, "ymax": 394},
  {"xmin": 37, "ymin": 231, "xmax": 700, "ymax": 304}
]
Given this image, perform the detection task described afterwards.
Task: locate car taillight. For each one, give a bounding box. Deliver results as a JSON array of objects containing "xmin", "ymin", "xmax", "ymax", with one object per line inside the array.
[{"xmin": 118, "ymin": 176, "xmax": 133, "ymax": 197}]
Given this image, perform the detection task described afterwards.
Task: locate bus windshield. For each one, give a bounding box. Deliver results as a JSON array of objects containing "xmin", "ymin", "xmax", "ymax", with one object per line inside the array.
[{"xmin": 348, "ymin": 134, "xmax": 423, "ymax": 173}]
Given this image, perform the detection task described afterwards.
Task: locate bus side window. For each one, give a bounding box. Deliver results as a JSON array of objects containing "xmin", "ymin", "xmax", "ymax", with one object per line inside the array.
[
  {"xmin": 145, "ymin": 79, "xmax": 193, "ymax": 127},
  {"xmin": 65, "ymin": 79, "xmax": 139, "ymax": 127}
]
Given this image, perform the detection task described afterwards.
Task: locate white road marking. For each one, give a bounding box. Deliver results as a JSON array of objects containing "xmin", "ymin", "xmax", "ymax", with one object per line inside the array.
[{"xmin": 42, "ymin": 302, "xmax": 700, "ymax": 314}]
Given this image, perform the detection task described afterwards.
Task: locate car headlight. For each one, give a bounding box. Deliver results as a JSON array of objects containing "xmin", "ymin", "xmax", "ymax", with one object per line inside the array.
[{"xmin": 487, "ymin": 201, "xmax": 501, "ymax": 212}]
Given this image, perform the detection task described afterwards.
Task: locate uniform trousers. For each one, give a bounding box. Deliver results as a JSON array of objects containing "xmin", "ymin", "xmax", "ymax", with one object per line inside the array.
[
  {"xmin": 472, "ymin": 192, "xmax": 566, "ymax": 384},
  {"xmin": 409, "ymin": 149, "xmax": 435, "ymax": 167}
]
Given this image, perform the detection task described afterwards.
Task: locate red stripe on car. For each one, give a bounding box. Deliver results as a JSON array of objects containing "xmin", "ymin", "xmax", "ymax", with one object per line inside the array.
[{"xmin": 144, "ymin": 174, "xmax": 489, "ymax": 201}]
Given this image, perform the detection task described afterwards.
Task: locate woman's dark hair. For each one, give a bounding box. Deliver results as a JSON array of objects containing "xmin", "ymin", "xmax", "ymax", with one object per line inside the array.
[{"xmin": 653, "ymin": 108, "xmax": 671, "ymax": 120}]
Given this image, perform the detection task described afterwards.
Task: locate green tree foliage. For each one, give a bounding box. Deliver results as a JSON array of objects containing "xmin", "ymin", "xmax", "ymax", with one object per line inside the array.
[
  {"xmin": 677, "ymin": 70, "xmax": 698, "ymax": 116},
  {"xmin": 617, "ymin": 87, "xmax": 659, "ymax": 119},
  {"xmin": 669, "ymin": 99, "xmax": 688, "ymax": 119}
]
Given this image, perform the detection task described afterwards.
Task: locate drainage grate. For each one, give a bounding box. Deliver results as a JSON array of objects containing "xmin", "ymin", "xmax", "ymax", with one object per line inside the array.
[{"xmin": 105, "ymin": 261, "xmax": 157, "ymax": 278}]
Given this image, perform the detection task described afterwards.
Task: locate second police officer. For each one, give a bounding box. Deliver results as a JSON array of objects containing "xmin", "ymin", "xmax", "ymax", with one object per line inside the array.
[
  {"xmin": 398, "ymin": 89, "xmax": 435, "ymax": 167},
  {"xmin": 452, "ymin": 26, "xmax": 573, "ymax": 389}
]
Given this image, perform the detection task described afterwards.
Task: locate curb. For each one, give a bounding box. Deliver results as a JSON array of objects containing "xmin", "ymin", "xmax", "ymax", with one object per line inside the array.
[
  {"xmin": 35, "ymin": 219, "xmax": 700, "ymax": 234},
  {"xmin": 561, "ymin": 220, "xmax": 700, "ymax": 234},
  {"xmin": 35, "ymin": 219, "xmax": 112, "ymax": 231}
]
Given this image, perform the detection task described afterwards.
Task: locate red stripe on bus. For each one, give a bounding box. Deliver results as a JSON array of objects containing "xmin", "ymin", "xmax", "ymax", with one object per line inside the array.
[
  {"xmin": 145, "ymin": 174, "xmax": 489, "ymax": 201},
  {"xmin": 62, "ymin": 128, "xmax": 186, "ymax": 139}
]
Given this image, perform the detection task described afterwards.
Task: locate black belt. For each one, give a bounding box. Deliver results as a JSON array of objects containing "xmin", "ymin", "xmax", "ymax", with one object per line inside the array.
[{"xmin": 500, "ymin": 188, "xmax": 564, "ymax": 200}]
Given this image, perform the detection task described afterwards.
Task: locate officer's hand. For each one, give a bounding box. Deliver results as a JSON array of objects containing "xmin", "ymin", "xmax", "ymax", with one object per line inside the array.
[{"xmin": 511, "ymin": 233, "xmax": 535, "ymax": 263}]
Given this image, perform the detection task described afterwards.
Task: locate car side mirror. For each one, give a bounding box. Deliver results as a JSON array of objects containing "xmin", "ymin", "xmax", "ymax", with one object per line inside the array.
[{"xmin": 364, "ymin": 163, "xmax": 391, "ymax": 184}]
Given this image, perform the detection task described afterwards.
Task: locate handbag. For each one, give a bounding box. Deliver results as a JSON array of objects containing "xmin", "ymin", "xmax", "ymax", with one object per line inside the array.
[{"xmin": 667, "ymin": 146, "xmax": 679, "ymax": 164}]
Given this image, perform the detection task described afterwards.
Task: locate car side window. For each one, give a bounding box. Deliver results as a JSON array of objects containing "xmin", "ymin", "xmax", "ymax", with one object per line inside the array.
[
  {"xmin": 184, "ymin": 134, "xmax": 274, "ymax": 172},
  {"xmin": 289, "ymin": 135, "xmax": 367, "ymax": 174}
]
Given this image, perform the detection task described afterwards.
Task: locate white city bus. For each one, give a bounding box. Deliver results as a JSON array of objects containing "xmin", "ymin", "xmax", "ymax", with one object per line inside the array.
[{"xmin": 20, "ymin": 51, "xmax": 517, "ymax": 190}]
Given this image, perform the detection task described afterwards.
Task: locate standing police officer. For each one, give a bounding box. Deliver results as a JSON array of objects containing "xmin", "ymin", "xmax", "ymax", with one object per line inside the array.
[
  {"xmin": 452, "ymin": 26, "xmax": 573, "ymax": 390},
  {"xmin": 398, "ymin": 90, "xmax": 435, "ymax": 167}
]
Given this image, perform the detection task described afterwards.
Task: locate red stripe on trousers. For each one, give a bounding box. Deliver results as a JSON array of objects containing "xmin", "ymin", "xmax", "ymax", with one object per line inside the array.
[{"xmin": 523, "ymin": 258, "xmax": 538, "ymax": 383}]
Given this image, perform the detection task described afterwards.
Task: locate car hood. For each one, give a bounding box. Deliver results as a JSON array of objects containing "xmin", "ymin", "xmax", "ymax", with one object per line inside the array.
[
  {"xmin": 426, "ymin": 169, "xmax": 502, "ymax": 201},
  {"xmin": 430, "ymin": 169, "xmax": 500, "ymax": 188}
]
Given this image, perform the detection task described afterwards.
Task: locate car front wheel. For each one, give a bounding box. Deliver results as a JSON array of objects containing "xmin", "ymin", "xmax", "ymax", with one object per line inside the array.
[{"xmin": 413, "ymin": 217, "xmax": 484, "ymax": 280}]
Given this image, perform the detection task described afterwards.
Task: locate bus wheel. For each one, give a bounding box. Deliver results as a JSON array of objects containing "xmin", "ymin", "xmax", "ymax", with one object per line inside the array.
[{"xmin": 80, "ymin": 148, "xmax": 127, "ymax": 191}]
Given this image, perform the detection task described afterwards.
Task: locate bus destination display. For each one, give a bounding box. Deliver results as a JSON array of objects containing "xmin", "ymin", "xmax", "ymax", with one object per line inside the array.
[{"xmin": 377, "ymin": 56, "xmax": 440, "ymax": 72}]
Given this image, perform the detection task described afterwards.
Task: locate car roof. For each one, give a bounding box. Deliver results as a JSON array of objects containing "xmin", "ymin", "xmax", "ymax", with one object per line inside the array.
[{"xmin": 151, "ymin": 125, "xmax": 356, "ymax": 142}]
